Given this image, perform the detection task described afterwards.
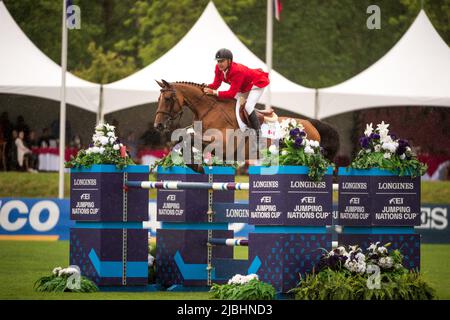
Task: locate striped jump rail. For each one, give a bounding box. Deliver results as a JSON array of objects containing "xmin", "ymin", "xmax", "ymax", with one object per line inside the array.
[
  {"xmin": 126, "ymin": 181, "xmax": 339, "ymax": 191},
  {"xmin": 125, "ymin": 181, "xmax": 249, "ymax": 191},
  {"xmin": 208, "ymin": 238, "xmax": 249, "ymax": 246}
]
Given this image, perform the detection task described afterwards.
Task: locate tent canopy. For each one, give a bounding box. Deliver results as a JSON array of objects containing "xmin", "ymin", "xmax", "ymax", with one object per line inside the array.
[
  {"xmin": 0, "ymin": 1, "xmax": 100, "ymax": 113},
  {"xmin": 318, "ymin": 10, "xmax": 450, "ymax": 119},
  {"xmin": 103, "ymin": 1, "xmax": 315, "ymax": 118}
]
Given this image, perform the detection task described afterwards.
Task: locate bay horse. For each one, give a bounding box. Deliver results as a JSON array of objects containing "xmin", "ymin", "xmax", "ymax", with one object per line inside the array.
[{"xmin": 154, "ymin": 80, "xmax": 339, "ymax": 163}]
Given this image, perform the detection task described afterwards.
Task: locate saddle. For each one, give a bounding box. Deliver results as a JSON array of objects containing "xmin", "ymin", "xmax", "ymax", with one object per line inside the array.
[{"xmin": 238, "ymin": 97, "xmax": 278, "ymax": 126}]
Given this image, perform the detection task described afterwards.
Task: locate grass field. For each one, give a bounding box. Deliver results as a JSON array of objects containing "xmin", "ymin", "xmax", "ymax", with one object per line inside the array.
[
  {"xmin": 0, "ymin": 241, "xmax": 448, "ymax": 300},
  {"xmin": 1, "ymin": 172, "xmax": 450, "ymax": 204}
]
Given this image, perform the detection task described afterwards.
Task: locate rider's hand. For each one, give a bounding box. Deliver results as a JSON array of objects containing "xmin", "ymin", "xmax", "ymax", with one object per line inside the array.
[{"xmin": 203, "ymin": 88, "xmax": 216, "ymax": 95}]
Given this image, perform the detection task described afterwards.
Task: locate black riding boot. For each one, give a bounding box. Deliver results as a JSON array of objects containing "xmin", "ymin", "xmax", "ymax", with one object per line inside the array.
[{"xmin": 248, "ymin": 110, "xmax": 262, "ymax": 156}]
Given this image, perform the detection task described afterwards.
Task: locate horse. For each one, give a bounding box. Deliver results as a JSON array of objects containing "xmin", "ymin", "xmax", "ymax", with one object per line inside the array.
[{"xmin": 154, "ymin": 80, "xmax": 339, "ymax": 163}]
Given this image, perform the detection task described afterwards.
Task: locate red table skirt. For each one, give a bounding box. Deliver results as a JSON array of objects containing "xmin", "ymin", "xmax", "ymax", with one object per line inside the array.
[{"xmin": 32, "ymin": 147, "xmax": 79, "ymax": 162}]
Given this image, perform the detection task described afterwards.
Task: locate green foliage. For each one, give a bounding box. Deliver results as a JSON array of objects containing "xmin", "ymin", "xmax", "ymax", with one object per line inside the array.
[
  {"xmin": 290, "ymin": 268, "xmax": 436, "ymax": 300},
  {"xmin": 210, "ymin": 279, "xmax": 276, "ymax": 300},
  {"xmin": 4, "ymin": 0, "xmax": 449, "ymax": 87},
  {"xmin": 351, "ymin": 150, "xmax": 427, "ymax": 178},
  {"xmin": 34, "ymin": 274, "xmax": 98, "ymax": 293},
  {"xmin": 74, "ymin": 42, "xmax": 137, "ymax": 84}
]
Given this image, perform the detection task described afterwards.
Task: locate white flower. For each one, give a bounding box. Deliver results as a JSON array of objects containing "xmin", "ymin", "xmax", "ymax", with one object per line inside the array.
[
  {"xmin": 377, "ymin": 246, "xmax": 388, "ymax": 254},
  {"xmin": 148, "ymin": 254, "xmax": 155, "ymax": 267},
  {"xmin": 289, "ymin": 119, "xmax": 297, "ymax": 127},
  {"xmin": 344, "ymin": 259, "xmax": 366, "ymax": 274},
  {"xmin": 107, "ymin": 132, "xmax": 115, "ymax": 138},
  {"xmin": 105, "ymin": 123, "xmax": 115, "ymax": 131},
  {"xmin": 99, "ymin": 136, "xmax": 109, "ymax": 145},
  {"xmin": 269, "ymin": 144, "xmax": 278, "ymax": 155},
  {"xmin": 364, "ymin": 123, "xmax": 374, "ymax": 137},
  {"xmin": 96, "ymin": 130, "xmax": 105, "ymax": 136},
  {"xmin": 400, "ymin": 154, "xmax": 406, "ymax": 160},
  {"xmin": 113, "ymin": 144, "xmax": 120, "ymax": 150},
  {"xmin": 309, "ymin": 140, "xmax": 320, "ymax": 148},
  {"xmin": 95, "ymin": 123, "xmax": 104, "ymax": 131},
  {"xmin": 99, "ymin": 147, "xmax": 105, "ymax": 154},
  {"xmin": 281, "ymin": 150, "xmax": 288, "ymax": 156},
  {"xmin": 336, "ymin": 246, "xmax": 347, "ymax": 255},
  {"xmin": 383, "ymin": 152, "xmax": 391, "ymax": 159},
  {"xmin": 304, "ymin": 145, "xmax": 314, "ymax": 154},
  {"xmin": 355, "ymin": 253, "xmax": 366, "ymax": 263},
  {"xmin": 52, "ymin": 267, "xmax": 62, "ymax": 275},
  {"xmin": 109, "ymin": 137, "xmax": 116, "ymax": 144},
  {"xmin": 368, "ymin": 242, "xmax": 380, "ymax": 252},
  {"xmin": 381, "ymin": 142, "xmax": 397, "ymax": 153},
  {"xmin": 91, "ymin": 146, "xmax": 100, "ymax": 153},
  {"xmin": 228, "ymin": 274, "xmax": 259, "ymax": 285},
  {"xmin": 376, "ymin": 121, "xmax": 390, "ymax": 135},
  {"xmin": 374, "ymin": 144, "xmax": 381, "ymax": 152},
  {"xmin": 406, "ymin": 146, "xmax": 411, "ymax": 152},
  {"xmin": 378, "ymin": 257, "xmax": 394, "ymax": 269}
]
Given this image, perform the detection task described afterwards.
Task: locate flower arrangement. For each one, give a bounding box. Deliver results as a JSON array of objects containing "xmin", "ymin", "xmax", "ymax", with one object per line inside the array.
[
  {"xmin": 34, "ymin": 266, "xmax": 98, "ymax": 293},
  {"xmin": 210, "ymin": 274, "xmax": 276, "ymax": 300},
  {"xmin": 290, "ymin": 243, "xmax": 435, "ymax": 300},
  {"xmin": 261, "ymin": 118, "xmax": 334, "ymax": 181},
  {"xmin": 350, "ymin": 121, "xmax": 427, "ymax": 177},
  {"xmin": 65, "ymin": 122, "xmax": 134, "ymax": 169}
]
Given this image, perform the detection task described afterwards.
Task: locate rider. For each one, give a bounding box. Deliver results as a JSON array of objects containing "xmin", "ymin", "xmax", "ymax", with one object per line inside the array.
[{"xmin": 203, "ymin": 48, "xmax": 270, "ymax": 135}]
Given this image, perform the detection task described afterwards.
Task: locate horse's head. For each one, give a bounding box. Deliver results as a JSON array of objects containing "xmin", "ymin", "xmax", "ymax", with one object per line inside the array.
[{"xmin": 154, "ymin": 79, "xmax": 185, "ymax": 132}]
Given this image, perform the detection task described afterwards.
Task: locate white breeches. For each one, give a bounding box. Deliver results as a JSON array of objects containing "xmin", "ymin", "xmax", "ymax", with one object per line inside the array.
[{"xmin": 234, "ymin": 85, "xmax": 265, "ymax": 114}]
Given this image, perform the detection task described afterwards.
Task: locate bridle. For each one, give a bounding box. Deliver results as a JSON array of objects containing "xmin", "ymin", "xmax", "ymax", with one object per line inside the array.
[{"xmin": 156, "ymin": 88, "xmax": 184, "ymax": 128}]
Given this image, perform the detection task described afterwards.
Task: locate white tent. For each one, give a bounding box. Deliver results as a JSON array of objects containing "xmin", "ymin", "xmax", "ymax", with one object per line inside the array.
[
  {"xmin": 317, "ymin": 10, "xmax": 450, "ymax": 119},
  {"xmin": 103, "ymin": 1, "xmax": 316, "ymax": 118},
  {"xmin": 0, "ymin": 1, "xmax": 100, "ymax": 113}
]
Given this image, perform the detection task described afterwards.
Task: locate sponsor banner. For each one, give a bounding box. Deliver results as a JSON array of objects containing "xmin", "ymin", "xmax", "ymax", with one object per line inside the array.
[
  {"xmin": 0, "ymin": 198, "xmax": 73, "ymax": 240},
  {"xmin": 1, "ymin": 199, "xmax": 449, "ymax": 243}
]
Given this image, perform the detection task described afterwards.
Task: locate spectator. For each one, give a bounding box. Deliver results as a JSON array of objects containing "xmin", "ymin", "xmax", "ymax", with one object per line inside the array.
[
  {"xmin": 50, "ymin": 119, "xmax": 72, "ymax": 143},
  {"xmin": 1, "ymin": 112, "xmax": 14, "ymax": 170},
  {"xmin": 123, "ymin": 131, "xmax": 138, "ymax": 161},
  {"xmin": 139, "ymin": 123, "xmax": 162, "ymax": 148},
  {"xmin": 38, "ymin": 128, "xmax": 51, "ymax": 147},
  {"xmin": 71, "ymin": 134, "xmax": 82, "ymax": 149},
  {"xmin": 27, "ymin": 130, "xmax": 39, "ymax": 171},
  {"xmin": 15, "ymin": 116, "xmax": 30, "ymax": 144},
  {"xmin": 8, "ymin": 130, "xmax": 18, "ymax": 170},
  {"xmin": 15, "ymin": 130, "xmax": 37, "ymax": 173}
]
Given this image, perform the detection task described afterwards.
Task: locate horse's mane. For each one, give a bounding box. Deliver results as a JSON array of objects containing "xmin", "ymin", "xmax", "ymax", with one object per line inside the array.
[{"xmin": 174, "ymin": 81, "xmax": 207, "ymax": 89}]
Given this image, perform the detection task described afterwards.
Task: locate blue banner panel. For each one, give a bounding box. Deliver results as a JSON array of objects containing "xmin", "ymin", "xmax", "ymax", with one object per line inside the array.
[{"xmin": 0, "ymin": 198, "xmax": 73, "ymax": 240}]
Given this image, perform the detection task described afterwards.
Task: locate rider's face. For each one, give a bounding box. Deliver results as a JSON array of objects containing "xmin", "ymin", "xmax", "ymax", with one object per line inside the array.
[{"xmin": 217, "ymin": 59, "xmax": 230, "ymax": 71}]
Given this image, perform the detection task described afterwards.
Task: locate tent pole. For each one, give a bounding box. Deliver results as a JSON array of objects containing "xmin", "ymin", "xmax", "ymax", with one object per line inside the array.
[
  {"xmin": 58, "ymin": 0, "xmax": 68, "ymax": 200},
  {"xmin": 265, "ymin": 0, "xmax": 273, "ymax": 110},
  {"xmin": 314, "ymin": 88, "xmax": 320, "ymax": 120},
  {"xmin": 97, "ymin": 84, "xmax": 104, "ymax": 124}
]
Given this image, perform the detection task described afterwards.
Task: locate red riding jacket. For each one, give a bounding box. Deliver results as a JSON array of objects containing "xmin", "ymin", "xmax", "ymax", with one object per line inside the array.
[{"xmin": 208, "ymin": 62, "xmax": 270, "ymax": 100}]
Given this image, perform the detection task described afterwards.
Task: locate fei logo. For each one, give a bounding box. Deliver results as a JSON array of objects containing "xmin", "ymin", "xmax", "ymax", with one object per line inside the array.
[
  {"xmin": 349, "ymin": 197, "xmax": 360, "ymax": 205},
  {"xmin": 0, "ymin": 200, "xmax": 60, "ymax": 232},
  {"xmin": 166, "ymin": 194, "xmax": 176, "ymax": 201},
  {"xmin": 301, "ymin": 197, "xmax": 316, "ymax": 204},
  {"xmin": 389, "ymin": 198, "xmax": 404, "ymax": 205},
  {"xmin": 260, "ymin": 196, "xmax": 271, "ymax": 203}
]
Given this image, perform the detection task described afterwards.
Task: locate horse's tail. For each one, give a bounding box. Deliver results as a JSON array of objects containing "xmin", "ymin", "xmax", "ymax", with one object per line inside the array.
[{"xmin": 309, "ymin": 119, "xmax": 340, "ymax": 163}]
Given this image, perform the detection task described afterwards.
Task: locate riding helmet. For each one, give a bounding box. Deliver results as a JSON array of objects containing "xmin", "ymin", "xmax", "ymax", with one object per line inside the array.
[{"xmin": 215, "ymin": 48, "xmax": 233, "ymax": 61}]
